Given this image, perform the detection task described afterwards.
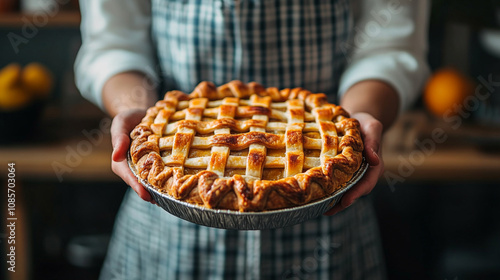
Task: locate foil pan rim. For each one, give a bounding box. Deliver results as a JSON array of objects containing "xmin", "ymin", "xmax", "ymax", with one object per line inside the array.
[{"xmin": 128, "ymin": 152, "xmax": 368, "ymax": 229}]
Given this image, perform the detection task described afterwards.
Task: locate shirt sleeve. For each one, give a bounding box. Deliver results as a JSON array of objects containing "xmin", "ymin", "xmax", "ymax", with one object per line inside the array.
[
  {"xmin": 338, "ymin": 0, "xmax": 431, "ymax": 112},
  {"xmin": 74, "ymin": 0, "xmax": 158, "ymax": 110}
]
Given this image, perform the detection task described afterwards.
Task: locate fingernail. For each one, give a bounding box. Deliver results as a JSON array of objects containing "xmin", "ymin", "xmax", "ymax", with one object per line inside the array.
[{"xmin": 371, "ymin": 148, "xmax": 380, "ymax": 164}]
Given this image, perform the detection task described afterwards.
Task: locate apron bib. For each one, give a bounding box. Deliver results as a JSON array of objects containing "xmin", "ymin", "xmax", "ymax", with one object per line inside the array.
[
  {"xmin": 151, "ymin": 0, "xmax": 352, "ymax": 101},
  {"xmin": 100, "ymin": 2, "xmax": 386, "ymax": 279}
]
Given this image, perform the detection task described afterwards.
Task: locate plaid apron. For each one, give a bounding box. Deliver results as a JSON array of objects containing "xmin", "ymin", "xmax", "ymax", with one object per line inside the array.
[{"xmin": 100, "ymin": 1, "xmax": 386, "ymax": 279}]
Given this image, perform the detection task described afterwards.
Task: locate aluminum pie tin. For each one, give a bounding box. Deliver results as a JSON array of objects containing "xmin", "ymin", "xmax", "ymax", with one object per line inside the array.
[{"xmin": 128, "ymin": 153, "xmax": 368, "ymax": 230}]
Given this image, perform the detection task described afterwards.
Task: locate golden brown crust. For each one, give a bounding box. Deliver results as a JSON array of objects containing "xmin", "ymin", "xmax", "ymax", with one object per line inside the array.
[{"xmin": 130, "ymin": 81, "xmax": 363, "ymax": 212}]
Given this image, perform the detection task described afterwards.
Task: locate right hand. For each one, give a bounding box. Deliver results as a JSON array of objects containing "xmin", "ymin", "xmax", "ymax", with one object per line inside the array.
[{"xmin": 110, "ymin": 109, "xmax": 154, "ymax": 203}]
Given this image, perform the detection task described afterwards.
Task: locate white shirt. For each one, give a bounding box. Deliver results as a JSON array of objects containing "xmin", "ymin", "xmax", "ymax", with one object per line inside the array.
[{"xmin": 75, "ymin": 0, "xmax": 430, "ymax": 112}]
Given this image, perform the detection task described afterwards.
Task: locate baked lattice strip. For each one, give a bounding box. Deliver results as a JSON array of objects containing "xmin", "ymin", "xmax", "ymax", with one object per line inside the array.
[
  {"xmin": 313, "ymin": 106, "xmax": 339, "ymax": 167},
  {"xmin": 177, "ymin": 99, "xmax": 288, "ymax": 110},
  {"xmin": 164, "ymin": 98, "xmax": 207, "ymax": 169},
  {"xmin": 159, "ymin": 133, "xmax": 323, "ymax": 150},
  {"xmin": 150, "ymin": 94, "xmax": 179, "ymax": 135},
  {"xmin": 168, "ymin": 106, "xmax": 315, "ymax": 122},
  {"xmin": 163, "ymin": 120, "xmax": 322, "ymax": 135},
  {"xmin": 158, "ymin": 131, "xmax": 323, "ymax": 150},
  {"xmin": 245, "ymin": 95, "xmax": 271, "ymax": 180},
  {"xmin": 183, "ymin": 156, "xmax": 321, "ymax": 169},
  {"xmin": 284, "ymin": 99, "xmax": 305, "ymax": 177},
  {"xmin": 207, "ymin": 97, "xmax": 239, "ymax": 177}
]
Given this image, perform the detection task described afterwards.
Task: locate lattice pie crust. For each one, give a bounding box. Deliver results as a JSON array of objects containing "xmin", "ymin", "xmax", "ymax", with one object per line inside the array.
[{"xmin": 130, "ymin": 81, "xmax": 363, "ymax": 212}]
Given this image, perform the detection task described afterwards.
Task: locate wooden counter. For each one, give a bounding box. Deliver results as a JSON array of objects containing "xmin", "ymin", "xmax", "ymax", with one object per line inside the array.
[
  {"xmin": 0, "ymin": 12, "xmax": 80, "ymax": 27},
  {"xmin": 383, "ymin": 111, "xmax": 500, "ymax": 182}
]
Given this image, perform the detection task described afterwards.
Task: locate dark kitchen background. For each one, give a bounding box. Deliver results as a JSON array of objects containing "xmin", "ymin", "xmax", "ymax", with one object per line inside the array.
[{"xmin": 1, "ymin": 0, "xmax": 499, "ymax": 279}]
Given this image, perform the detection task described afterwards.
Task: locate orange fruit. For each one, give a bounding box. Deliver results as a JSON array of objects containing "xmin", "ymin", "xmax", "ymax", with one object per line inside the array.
[
  {"xmin": 0, "ymin": 87, "xmax": 32, "ymax": 111},
  {"xmin": 423, "ymin": 68, "xmax": 475, "ymax": 118},
  {"xmin": 0, "ymin": 63, "xmax": 22, "ymax": 89},
  {"xmin": 21, "ymin": 63, "xmax": 53, "ymax": 98},
  {"xmin": 0, "ymin": 63, "xmax": 33, "ymax": 110}
]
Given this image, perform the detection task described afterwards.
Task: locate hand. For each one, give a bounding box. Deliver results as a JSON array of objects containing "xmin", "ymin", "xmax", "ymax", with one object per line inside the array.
[
  {"xmin": 324, "ymin": 112, "xmax": 384, "ymax": 216},
  {"xmin": 110, "ymin": 109, "xmax": 155, "ymax": 203}
]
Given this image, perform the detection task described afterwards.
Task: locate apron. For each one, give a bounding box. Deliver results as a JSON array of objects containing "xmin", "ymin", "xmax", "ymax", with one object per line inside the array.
[{"xmin": 100, "ymin": 1, "xmax": 386, "ymax": 279}]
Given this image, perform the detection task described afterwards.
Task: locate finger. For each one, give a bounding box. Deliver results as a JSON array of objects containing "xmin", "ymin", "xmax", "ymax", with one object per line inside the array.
[
  {"xmin": 113, "ymin": 159, "xmax": 153, "ymax": 202},
  {"xmin": 111, "ymin": 110, "xmax": 145, "ymax": 134},
  {"xmin": 110, "ymin": 109, "xmax": 155, "ymax": 203},
  {"xmin": 324, "ymin": 199, "xmax": 352, "ymax": 216},
  {"xmin": 362, "ymin": 123, "xmax": 382, "ymax": 166},
  {"xmin": 111, "ymin": 115, "xmax": 128, "ymax": 161},
  {"xmin": 353, "ymin": 113, "xmax": 383, "ymax": 166},
  {"xmin": 367, "ymin": 148, "xmax": 380, "ymax": 167},
  {"xmin": 110, "ymin": 110, "xmax": 145, "ymax": 162},
  {"xmin": 112, "ymin": 134, "xmax": 130, "ymax": 162},
  {"xmin": 110, "ymin": 110, "xmax": 145, "ymax": 147},
  {"xmin": 110, "ymin": 114, "xmax": 125, "ymax": 150},
  {"xmin": 324, "ymin": 164, "xmax": 381, "ymax": 216}
]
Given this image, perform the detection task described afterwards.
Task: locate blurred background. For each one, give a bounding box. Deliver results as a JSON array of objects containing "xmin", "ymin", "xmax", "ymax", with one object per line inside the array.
[{"xmin": 0, "ymin": 0, "xmax": 499, "ymax": 279}]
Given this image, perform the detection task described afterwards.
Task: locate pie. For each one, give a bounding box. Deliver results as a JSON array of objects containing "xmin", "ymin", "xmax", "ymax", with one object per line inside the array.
[{"xmin": 129, "ymin": 81, "xmax": 364, "ymax": 212}]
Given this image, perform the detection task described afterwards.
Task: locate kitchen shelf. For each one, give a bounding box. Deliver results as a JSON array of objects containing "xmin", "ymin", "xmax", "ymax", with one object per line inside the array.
[{"xmin": 0, "ymin": 11, "xmax": 80, "ymax": 27}]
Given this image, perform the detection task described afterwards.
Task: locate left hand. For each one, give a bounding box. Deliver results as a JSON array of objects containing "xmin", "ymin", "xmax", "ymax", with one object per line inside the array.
[
  {"xmin": 110, "ymin": 109, "xmax": 155, "ymax": 203},
  {"xmin": 324, "ymin": 112, "xmax": 384, "ymax": 216}
]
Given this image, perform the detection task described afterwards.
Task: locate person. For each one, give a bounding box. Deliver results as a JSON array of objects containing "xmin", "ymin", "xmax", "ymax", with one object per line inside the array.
[{"xmin": 75, "ymin": 0, "xmax": 429, "ymax": 279}]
